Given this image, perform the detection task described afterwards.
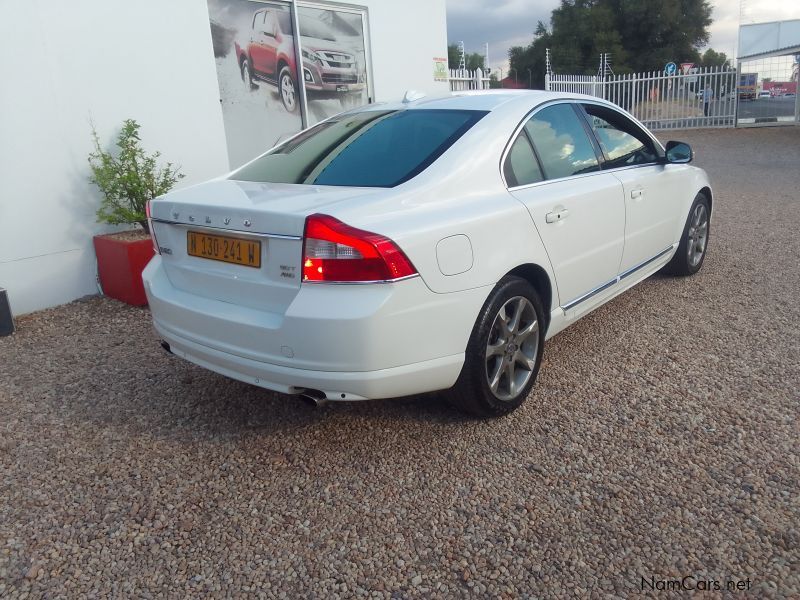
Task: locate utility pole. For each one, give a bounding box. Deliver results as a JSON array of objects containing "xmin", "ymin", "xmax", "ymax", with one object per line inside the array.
[{"xmin": 484, "ymin": 42, "xmax": 489, "ymax": 74}]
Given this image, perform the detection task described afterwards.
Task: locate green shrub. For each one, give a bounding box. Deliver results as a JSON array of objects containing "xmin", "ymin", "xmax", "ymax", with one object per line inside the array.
[{"xmin": 89, "ymin": 119, "xmax": 184, "ymax": 233}]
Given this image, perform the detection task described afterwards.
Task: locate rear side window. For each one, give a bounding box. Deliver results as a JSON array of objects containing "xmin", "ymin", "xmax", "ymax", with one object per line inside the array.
[
  {"xmin": 232, "ymin": 109, "xmax": 487, "ymax": 188},
  {"xmin": 524, "ymin": 104, "xmax": 600, "ymax": 180},
  {"xmin": 581, "ymin": 104, "xmax": 659, "ymax": 168},
  {"xmin": 503, "ymin": 134, "xmax": 544, "ymax": 187}
]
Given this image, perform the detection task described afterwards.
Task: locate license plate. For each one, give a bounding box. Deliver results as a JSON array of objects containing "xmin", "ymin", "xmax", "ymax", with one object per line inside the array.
[
  {"xmin": 337, "ymin": 85, "xmax": 349, "ymax": 92},
  {"xmin": 187, "ymin": 231, "xmax": 261, "ymax": 268}
]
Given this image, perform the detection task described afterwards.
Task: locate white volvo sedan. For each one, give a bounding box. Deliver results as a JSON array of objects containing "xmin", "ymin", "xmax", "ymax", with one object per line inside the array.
[{"xmin": 143, "ymin": 91, "xmax": 711, "ymax": 416}]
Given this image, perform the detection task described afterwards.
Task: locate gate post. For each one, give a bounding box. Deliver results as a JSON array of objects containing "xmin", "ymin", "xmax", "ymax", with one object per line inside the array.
[
  {"xmin": 795, "ymin": 59, "xmax": 800, "ymax": 124},
  {"xmin": 734, "ymin": 61, "xmax": 741, "ymax": 128}
]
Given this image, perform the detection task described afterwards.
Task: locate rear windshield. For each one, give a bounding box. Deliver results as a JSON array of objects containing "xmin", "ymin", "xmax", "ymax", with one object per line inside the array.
[{"xmin": 231, "ymin": 109, "xmax": 487, "ymax": 188}]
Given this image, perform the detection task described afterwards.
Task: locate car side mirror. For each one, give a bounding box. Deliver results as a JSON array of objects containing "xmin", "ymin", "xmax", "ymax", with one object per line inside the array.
[{"xmin": 664, "ymin": 141, "xmax": 693, "ymax": 164}]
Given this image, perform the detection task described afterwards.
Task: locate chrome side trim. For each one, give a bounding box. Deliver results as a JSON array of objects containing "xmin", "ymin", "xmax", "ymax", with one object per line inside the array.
[
  {"xmin": 562, "ymin": 277, "xmax": 619, "ymax": 311},
  {"xmin": 302, "ymin": 274, "xmax": 420, "ymax": 285},
  {"xmin": 561, "ymin": 244, "xmax": 676, "ymax": 310},
  {"xmin": 151, "ymin": 218, "xmax": 302, "ymax": 240},
  {"xmin": 619, "ymin": 244, "xmax": 676, "ymax": 280}
]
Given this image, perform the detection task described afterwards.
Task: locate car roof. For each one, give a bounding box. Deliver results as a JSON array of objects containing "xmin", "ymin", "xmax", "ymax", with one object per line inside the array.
[{"xmin": 359, "ymin": 90, "xmax": 609, "ymax": 113}]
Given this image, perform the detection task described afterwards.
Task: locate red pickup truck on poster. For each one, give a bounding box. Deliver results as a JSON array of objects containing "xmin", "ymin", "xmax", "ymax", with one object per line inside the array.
[{"xmin": 235, "ymin": 7, "xmax": 365, "ymax": 113}]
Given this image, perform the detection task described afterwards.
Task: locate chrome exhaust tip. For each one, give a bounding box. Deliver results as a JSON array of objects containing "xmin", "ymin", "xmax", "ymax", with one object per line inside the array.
[{"xmin": 298, "ymin": 389, "xmax": 328, "ymax": 408}]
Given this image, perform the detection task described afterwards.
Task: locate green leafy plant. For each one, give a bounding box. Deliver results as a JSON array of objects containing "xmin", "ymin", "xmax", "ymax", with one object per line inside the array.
[{"xmin": 89, "ymin": 119, "xmax": 184, "ymax": 234}]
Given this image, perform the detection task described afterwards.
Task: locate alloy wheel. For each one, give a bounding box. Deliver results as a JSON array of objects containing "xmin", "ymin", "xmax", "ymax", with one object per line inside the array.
[
  {"xmin": 281, "ymin": 73, "xmax": 296, "ymax": 111},
  {"xmin": 485, "ymin": 296, "xmax": 539, "ymax": 401},
  {"xmin": 686, "ymin": 203, "xmax": 708, "ymax": 267},
  {"xmin": 243, "ymin": 61, "xmax": 252, "ymax": 88}
]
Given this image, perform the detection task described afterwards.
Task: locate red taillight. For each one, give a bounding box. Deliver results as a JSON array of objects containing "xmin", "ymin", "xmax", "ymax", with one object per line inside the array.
[
  {"xmin": 302, "ymin": 214, "xmax": 417, "ymax": 283},
  {"xmin": 145, "ymin": 200, "xmax": 160, "ymax": 255}
]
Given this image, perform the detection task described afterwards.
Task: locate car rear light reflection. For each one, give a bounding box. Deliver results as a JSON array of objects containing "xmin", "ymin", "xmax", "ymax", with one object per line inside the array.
[
  {"xmin": 145, "ymin": 200, "xmax": 160, "ymax": 255},
  {"xmin": 302, "ymin": 214, "xmax": 417, "ymax": 283}
]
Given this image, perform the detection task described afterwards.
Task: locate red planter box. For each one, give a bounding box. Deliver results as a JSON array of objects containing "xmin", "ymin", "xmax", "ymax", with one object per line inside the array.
[{"xmin": 93, "ymin": 233, "xmax": 155, "ymax": 306}]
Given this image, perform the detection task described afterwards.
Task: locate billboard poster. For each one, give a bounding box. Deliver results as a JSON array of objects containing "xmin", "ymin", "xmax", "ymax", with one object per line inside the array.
[
  {"xmin": 207, "ymin": 1, "xmax": 371, "ymax": 167},
  {"xmin": 207, "ymin": 0, "xmax": 302, "ymax": 168},
  {"xmin": 296, "ymin": 5, "xmax": 369, "ymax": 125}
]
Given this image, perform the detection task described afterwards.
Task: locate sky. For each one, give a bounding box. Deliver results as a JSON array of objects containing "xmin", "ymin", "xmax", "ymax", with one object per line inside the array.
[{"xmin": 446, "ymin": 0, "xmax": 800, "ymax": 73}]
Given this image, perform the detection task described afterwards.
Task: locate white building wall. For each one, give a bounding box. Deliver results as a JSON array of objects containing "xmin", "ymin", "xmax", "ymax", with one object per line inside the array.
[
  {"xmin": 0, "ymin": 0, "xmax": 448, "ymax": 315},
  {"xmin": 363, "ymin": 0, "xmax": 450, "ymax": 101},
  {"xmin": 0, "ymin": 0, "xmax": 231, "ymax": 315}
]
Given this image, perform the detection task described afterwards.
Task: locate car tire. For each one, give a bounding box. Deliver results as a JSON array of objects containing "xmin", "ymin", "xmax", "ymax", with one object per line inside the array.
[
  {"xmin": 241, "ymin": 59, "xmax": 257, "ymax": 91},
  {"xmin": 446, "ymin": 276, "xmax": 546, "ymax": 418},
  {"xmin": 279, "ymin": 66, "xmax": 298, "ymax": 113},
  {"xmin": 663, "ymin": 192, "xmax": 710, "ymax": 276}
]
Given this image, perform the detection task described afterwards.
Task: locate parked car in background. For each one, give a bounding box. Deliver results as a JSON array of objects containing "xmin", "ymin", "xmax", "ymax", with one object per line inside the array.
[
  {"xmin": 758, "ymin": 91, "xmax": 771, "ymax": 99},
  {"xmin": 235, "ymin": 7, "xmax": 364, "ymax": 113},
  {"xmin": 144, "ymin": 91, "xmax": 712, "ymax": 417}
]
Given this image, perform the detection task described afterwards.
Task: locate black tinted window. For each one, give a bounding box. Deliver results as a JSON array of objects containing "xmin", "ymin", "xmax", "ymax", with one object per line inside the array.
[
  {"xmin": 581, "ymin": 104, "xmax": 658, "ymax": 168},
  {"xmin": 503, "ymin": 134, "xmax": 544, "ymax": 187},
  {"xmin": 525, "ymin": 104, "xmax": 599, "ymax": 180},
  {"xmin": 232, "ymin": 109, "xmax": 486, "ymax": 188}
]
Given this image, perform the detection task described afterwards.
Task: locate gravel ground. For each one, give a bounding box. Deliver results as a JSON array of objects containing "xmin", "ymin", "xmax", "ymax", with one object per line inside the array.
[{"xmin": 2, "ymin": 127, "xmax": 799, "ymax": 598}]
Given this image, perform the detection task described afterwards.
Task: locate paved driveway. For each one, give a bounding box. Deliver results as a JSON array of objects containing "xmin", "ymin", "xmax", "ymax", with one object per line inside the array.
[{"xmin": 1, "ymin": 127, "xmax": 799, "ymax": 598}]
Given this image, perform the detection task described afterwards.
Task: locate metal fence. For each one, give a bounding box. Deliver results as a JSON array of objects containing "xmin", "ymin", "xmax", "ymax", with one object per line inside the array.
[
  {"xmin": 449, "ymin": 68, "xmax": 490, "ymax": 91},
  {"xmin": 546, "ymin": 66, "xmax": 738, "ymax": 130}
]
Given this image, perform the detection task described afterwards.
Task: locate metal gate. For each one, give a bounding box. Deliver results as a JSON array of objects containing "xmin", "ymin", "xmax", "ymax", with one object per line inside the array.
[{"xmin": 546, "ymin": 66, "xmax": 737, "ymax": 131}]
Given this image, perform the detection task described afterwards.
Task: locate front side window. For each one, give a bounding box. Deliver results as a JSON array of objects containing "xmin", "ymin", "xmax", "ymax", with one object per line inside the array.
[
  {"xmin": 232, "ymin": 109, "xmax": 487, "ymax": 188},
  {"xmin": 524, "ymin": 104, "xmax": 600, "ymax": 180},
  {"xmin": 581, "ymin": 104, "xmax": 659, "ymax": 168},
  {"xmin": 263, "ymin": 11, "xmax": 275, "ymax": 35}
]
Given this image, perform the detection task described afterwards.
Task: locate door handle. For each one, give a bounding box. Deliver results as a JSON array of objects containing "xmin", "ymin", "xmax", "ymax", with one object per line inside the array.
[
  {"xmin": 631, "ymin": 188, "xmax": 643, "ymax": 200},
  {"xmin": 545, "ymin": 208, "xmax": 569, "ymax": 224}
]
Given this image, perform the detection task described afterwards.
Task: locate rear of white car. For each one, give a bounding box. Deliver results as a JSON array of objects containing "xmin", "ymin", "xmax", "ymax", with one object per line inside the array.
[{"xmin": 142, "ymin": 107, "xmax": 494, "ymax": 400}]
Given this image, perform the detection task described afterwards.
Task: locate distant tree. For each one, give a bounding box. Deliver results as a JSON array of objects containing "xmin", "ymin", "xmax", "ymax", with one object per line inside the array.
[
  {"xmin": 447, "ymin": 44, "xmax": 486, "ymax": 71},
  {"xmin": 466, "ymin": 53, "xmax": 485, "ymax": 71},
  {"xmin": 447, "ymin": 44, "xmax": 460, "ymax": 69},
  {"xmin": 510, "ymin": 0, "xmax": 713, "ymax": 86},
  {"xmin": 508, "ymin": 21, "xmax": 552, "ymax": 89},
  {"xmin": 606, "ymin": 0, "xmax": 711, "ymax": 72},
  {"xmin": 699, "ymin": 48, "xmax": 730, "ymax": 68}
]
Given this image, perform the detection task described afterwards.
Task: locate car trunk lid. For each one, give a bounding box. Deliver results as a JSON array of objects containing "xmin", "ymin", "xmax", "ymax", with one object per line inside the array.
[{"xmin": 149, "ymin": 179, "xmax": 375, "ymax": 313}]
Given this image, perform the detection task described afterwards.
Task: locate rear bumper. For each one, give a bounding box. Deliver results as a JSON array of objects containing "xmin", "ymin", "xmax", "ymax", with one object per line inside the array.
[
  {"xmin": 143, "ymin": 256, "xmax": 489, "ymax": 400},
  {"xmin": 156, "ymin": 320, "xmax": 463, "ymax": 400}
]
